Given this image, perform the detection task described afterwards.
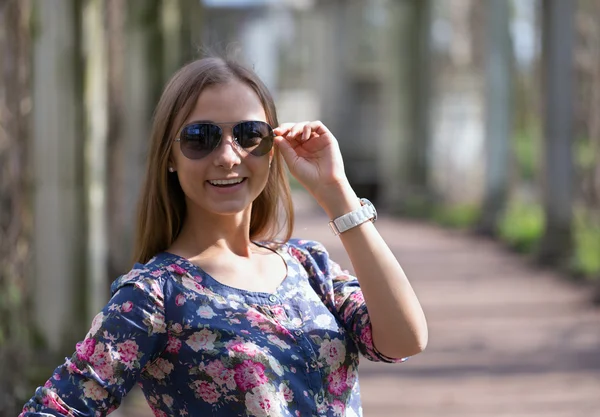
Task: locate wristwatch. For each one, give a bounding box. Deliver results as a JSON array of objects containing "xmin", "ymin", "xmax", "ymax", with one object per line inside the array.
[{"xmin": 328, "ymin": 198, "xmax": 377, "ymax": 236}]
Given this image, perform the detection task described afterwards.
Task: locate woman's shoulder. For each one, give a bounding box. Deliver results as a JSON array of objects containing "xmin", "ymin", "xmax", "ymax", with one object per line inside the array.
[
  {"xmin": 284, "ymin": 238, "xmax": 333, "ymax": 268},
  {"xmin": 286, "ymin": 238, "xmax": 329, "ymax": 255},
  {"xmin": 109, "ymin": 253, "xmax": 175, "ymax": 297}
]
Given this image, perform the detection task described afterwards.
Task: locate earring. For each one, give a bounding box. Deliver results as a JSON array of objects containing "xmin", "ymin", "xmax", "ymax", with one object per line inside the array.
[
  {"xmin": 269, "ymin": 160, "xmax": 272, "ymax": 169},
  {"xmin": 168, "ymin": 167, "xmax": 174, "ymax": 173}
]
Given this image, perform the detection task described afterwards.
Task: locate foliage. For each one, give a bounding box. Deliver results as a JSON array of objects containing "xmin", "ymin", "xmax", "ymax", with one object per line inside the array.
[
  {"xmin": 497, "ymin": 202, "xmax": 544, "ymax": 253},
  {"xmin": 570, "ymin": 210, "xmax": 600, "ymax": 279},
  {"xmin": 512, "ymin": 128, "xmax": 540, "ymax": 182},
  {"xmin": 432, "ymin": 204, "xmax": 480, "ymax": 228}
]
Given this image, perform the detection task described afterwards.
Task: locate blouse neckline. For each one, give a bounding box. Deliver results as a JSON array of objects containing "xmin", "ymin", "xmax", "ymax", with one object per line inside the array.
[{"xmin": 157, "ymin": 241, "xmax": 294, "ymax": 304}]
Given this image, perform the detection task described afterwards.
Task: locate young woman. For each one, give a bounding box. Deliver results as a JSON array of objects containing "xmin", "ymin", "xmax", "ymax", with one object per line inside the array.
[{"xmin": 21, "ymin": 56, "xmax": 427, "ymax": 417}]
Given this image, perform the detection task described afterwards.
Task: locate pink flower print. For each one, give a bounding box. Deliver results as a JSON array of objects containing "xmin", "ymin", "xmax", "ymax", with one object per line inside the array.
[
  {"xmin": 267, "ymin": 335, "xmax": 290, "ymax": 350},
  {"xmin": 204, "ymin": 361, "xmax": 237, "ymax": 390},
  {"xmin": 117, "ymin": 340, "xmax": 139, "ymax": 365},
  {"xmin": 327, "ymin": 366, "xmax": 349, "ymax": 396},
  {"xmin": 196, "ymin": 305, "xmax": 216, "ymax": 319},
  {"xmin": 360, "ymin": 325, "xmax": 374, "ymax": 348},
  {"xmin": 275, "ymin": 324, "xmax": 292, "ymax": 337},
  {"xmin": 204, "ymin": 360, "xmax": 226, "ymax": 378},
  {"xmin": 350, "ymin": 291, "xmax": 365, "ymax": 303},
  {"xmin": 145, "ymin": 358, "xmax": 174, "ymax": 380},
  {"xmin": 279, "ymin": 383, "xmax": 294, "ymax": 403},
  {"xmin": 245, "ymin": 385, "xmax": 281, "ymax": 417},
  {"xmin": 195, "ymin": 381, "xmax": 221, "ymax": 404},
  {"xmin": 229, "ymin": 341, "xmax": 260, "ymax": 357},
  {"xmin": 234, "ymin": 360, "xmax": 268, "ymax": 391},
  {"xmin": 82, "ymin": 380, "xmax": 109, "ymax": 400},
  {"xmin": 146, "ymin": 312, "xmax": 167, "ymax": 334},
  {"xmin": 76, "ymin": 338, "xmax": 96, "ymax": 362},
  {"xmin": 175, "ymin": 294, "xmax": 186, "ymax": 306},
  {"xmin": 150, "ymin": 279, "xmax": 163, "ymax": 297},
  {"xmin": 186, "ymin": 329, "xmax": 217, "ymax": 352},
  {"xmin": 85, "ymin": 311, "xmax": 104, "ymax": 339},
  {"xmin": 41, "ymin": 392, "xmax": 69, "ymax": 414},
  {"xmin": 246, "ymin": 309, "xmax": 265, "ymax": 326},
  {"xmin": 89, "ymin": 342, "xmax": 114, "ymax": 380},
  {"xmin": 121, "ymin": 268, "xmax": 141, "ymax": 282},
  {"xmin": 331, "ymin": 399, "xmax": 346, "ymax": 416},
  {"xmin": 162, "ymin": 394, "xmax": 174, "ymax": 408},
  {"xmin": 288, "ymin": 247, "xmax": 307, "ymax": 263},
  {"xmin": 270, "ymin": 306, "xmax": 287, "ymax": 322},
  {"xmin": 166, "ymin": 335, "xmax": 182, "ymax": 354},
  {"xmin": 171, "ymin": 323, "xmax": 183, "ymax": 334},
  {"xmin": 168, "ymin": 263, "xmax": 187, "ymax": 275},
  {"xmin": 121, "ymin": 301, "xmax": 133, "ymax": 313},
  {"xmin": 318, "ymin": 339, "xmax": 346, "ymax": 369},
  {"xmin": 66, "ymin": 359, "xmax": 80, "ymax": 374}
]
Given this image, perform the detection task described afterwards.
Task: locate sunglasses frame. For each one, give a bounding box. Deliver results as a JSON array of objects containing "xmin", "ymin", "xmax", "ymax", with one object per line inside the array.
[{"xmin": 174, "ymin": 120, "xmax": 275, "ymax": 160}]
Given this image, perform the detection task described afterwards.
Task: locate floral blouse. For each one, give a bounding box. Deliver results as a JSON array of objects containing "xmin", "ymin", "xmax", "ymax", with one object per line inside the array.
[{"xmin": 21, "ymin": 239, "xmax": 406, "ymax": 417}]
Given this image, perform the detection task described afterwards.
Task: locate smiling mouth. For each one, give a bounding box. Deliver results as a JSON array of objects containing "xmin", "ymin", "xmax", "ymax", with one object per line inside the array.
[{"xmin": 207, "ymin": 178, "xmax": 246, "ymax": 187}]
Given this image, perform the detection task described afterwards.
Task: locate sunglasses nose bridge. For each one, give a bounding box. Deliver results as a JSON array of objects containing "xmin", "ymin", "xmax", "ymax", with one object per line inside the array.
[
  {"xmin": 216, "ymin": 126, "xmax": 243, "ymax": 151},
  {"xmin": 212, "ymin": 129, "xmax": 244, "ymax": 166}
]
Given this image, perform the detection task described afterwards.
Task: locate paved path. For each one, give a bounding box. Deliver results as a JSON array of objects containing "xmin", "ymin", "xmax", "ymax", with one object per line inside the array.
[{"xmin": 115, "ymin": 191, "xmax": 600, "ymax": 417}]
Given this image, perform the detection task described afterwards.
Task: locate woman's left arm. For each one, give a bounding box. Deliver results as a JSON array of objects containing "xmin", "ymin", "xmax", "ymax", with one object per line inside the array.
[
  {"xmin": 317, "ymin": 182, "xmax": 428, "ymax": 358},
  {"xmin": 274, "ymin": 120, "xmax": 428, "ymax": 359}
]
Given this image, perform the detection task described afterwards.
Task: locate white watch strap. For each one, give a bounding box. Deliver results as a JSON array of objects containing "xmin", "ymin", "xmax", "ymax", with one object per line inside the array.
[{"xmin": 328, "ymin": 199, "xmax": 376, "ymax": 235}]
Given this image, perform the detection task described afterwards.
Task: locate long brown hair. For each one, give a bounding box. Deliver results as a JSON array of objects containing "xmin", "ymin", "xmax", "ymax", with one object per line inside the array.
[{"xmin": 132, "ymin": 56, "xmax": 294, "ymax": 264}]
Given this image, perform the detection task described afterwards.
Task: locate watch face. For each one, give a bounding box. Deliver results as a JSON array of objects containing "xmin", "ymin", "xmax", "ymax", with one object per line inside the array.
[{"xmin": 360, "ymin": 198, "xmax": 377, "ymax": 222}]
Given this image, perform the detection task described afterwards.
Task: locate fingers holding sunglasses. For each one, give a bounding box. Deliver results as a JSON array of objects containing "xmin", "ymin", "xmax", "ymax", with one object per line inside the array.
[
  {"xmin": 274, "ymin": 120, "xmax": 348, "ymax": 198},
  {"xmin": 274, "ymin": 122, "xmax": 328, "ymax": 150}
]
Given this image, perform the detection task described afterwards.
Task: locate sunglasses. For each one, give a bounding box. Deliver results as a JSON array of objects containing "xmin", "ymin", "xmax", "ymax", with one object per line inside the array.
[{"xmin": 175, "ymin": 120, "xmax": 274, "ymax": 160}]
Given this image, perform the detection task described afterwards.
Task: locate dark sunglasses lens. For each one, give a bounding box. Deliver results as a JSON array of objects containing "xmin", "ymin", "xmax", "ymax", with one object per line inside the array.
[
  {"xmin": 233, "ymin": 121, "xmax": 274, "ymax": 156},
  {"xmin": 180, "ymin": 123, "xmax": 221, "ymax": 159}
]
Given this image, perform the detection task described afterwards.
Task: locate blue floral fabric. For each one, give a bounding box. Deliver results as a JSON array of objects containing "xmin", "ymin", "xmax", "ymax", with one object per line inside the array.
[{"xmin": 21, "ymin": 239, "xmax": 405, "ymax": 417}]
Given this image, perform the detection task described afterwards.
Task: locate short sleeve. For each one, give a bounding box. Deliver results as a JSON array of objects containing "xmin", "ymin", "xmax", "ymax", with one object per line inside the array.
[
  {"xmin": 20, "ymin": 267, "xmax": 169, "ymax": 417},
  {"xmin": 290, "ymin": 239, "xmax": 407, "ymax": 364}
]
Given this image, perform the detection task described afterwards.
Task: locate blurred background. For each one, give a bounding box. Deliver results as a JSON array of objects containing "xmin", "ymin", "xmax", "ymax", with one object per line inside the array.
[{"xmin": 1, "ymin": 0, "xmax": 600, "ymax": 416}]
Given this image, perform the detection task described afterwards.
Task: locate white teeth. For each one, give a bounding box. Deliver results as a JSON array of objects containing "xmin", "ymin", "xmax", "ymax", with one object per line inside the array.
[{"xmin": 208, "ymin": 178, "xmax": 244, "ymax": 186}]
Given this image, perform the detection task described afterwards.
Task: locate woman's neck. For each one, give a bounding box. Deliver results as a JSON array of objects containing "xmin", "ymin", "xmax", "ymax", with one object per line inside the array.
[{"xmin": 169, "ymin": 207, "xmax": 254, "ymax": 259}]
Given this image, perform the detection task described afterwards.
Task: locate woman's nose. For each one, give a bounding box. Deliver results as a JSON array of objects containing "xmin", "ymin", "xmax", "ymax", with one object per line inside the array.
[{"xmin": 212, "ymin": 133, "xmax": 242, "ymax": 169}]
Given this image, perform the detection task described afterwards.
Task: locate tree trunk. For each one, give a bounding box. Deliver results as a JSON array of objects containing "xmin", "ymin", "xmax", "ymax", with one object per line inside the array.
[
  {"xmin": 83, "ymin": 0, "xmax": 110, "ymax": 316},
  {"xmin": 0, "ymin": 1, "xmax": 33, "ymax": 413},
  {"xmin": 405, "ymin": 0, "xmax": 433, "ymax": 206},
  {"xmin": 31, "ymin": 0, "xmax": 88, "ymax": 355},
  {"xmin": 107, "ymin": 0, "xmax": 163, "ymax": 278},
  {"xmin": 477, "ymin": 0, "xmax": 512, "ymax": 235},
  {"xmin": 538, "ymin": 0, "xmax": 574, "ymax": 265}
]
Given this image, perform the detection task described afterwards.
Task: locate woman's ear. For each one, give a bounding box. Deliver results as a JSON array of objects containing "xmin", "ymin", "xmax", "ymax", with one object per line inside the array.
[
  {"xmin": 269, "ymin": 149, "xmax": 274, "ymax": 168},
  {"xmin": 168, "ymin": 160, "xmax": 176, "ymax": 173}
]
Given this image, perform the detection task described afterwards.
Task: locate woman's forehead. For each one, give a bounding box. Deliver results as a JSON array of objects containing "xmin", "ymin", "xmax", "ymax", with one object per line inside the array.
[{"xmin": 187, "ymin": 81, "xmax": 267, "ymax": 124}]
